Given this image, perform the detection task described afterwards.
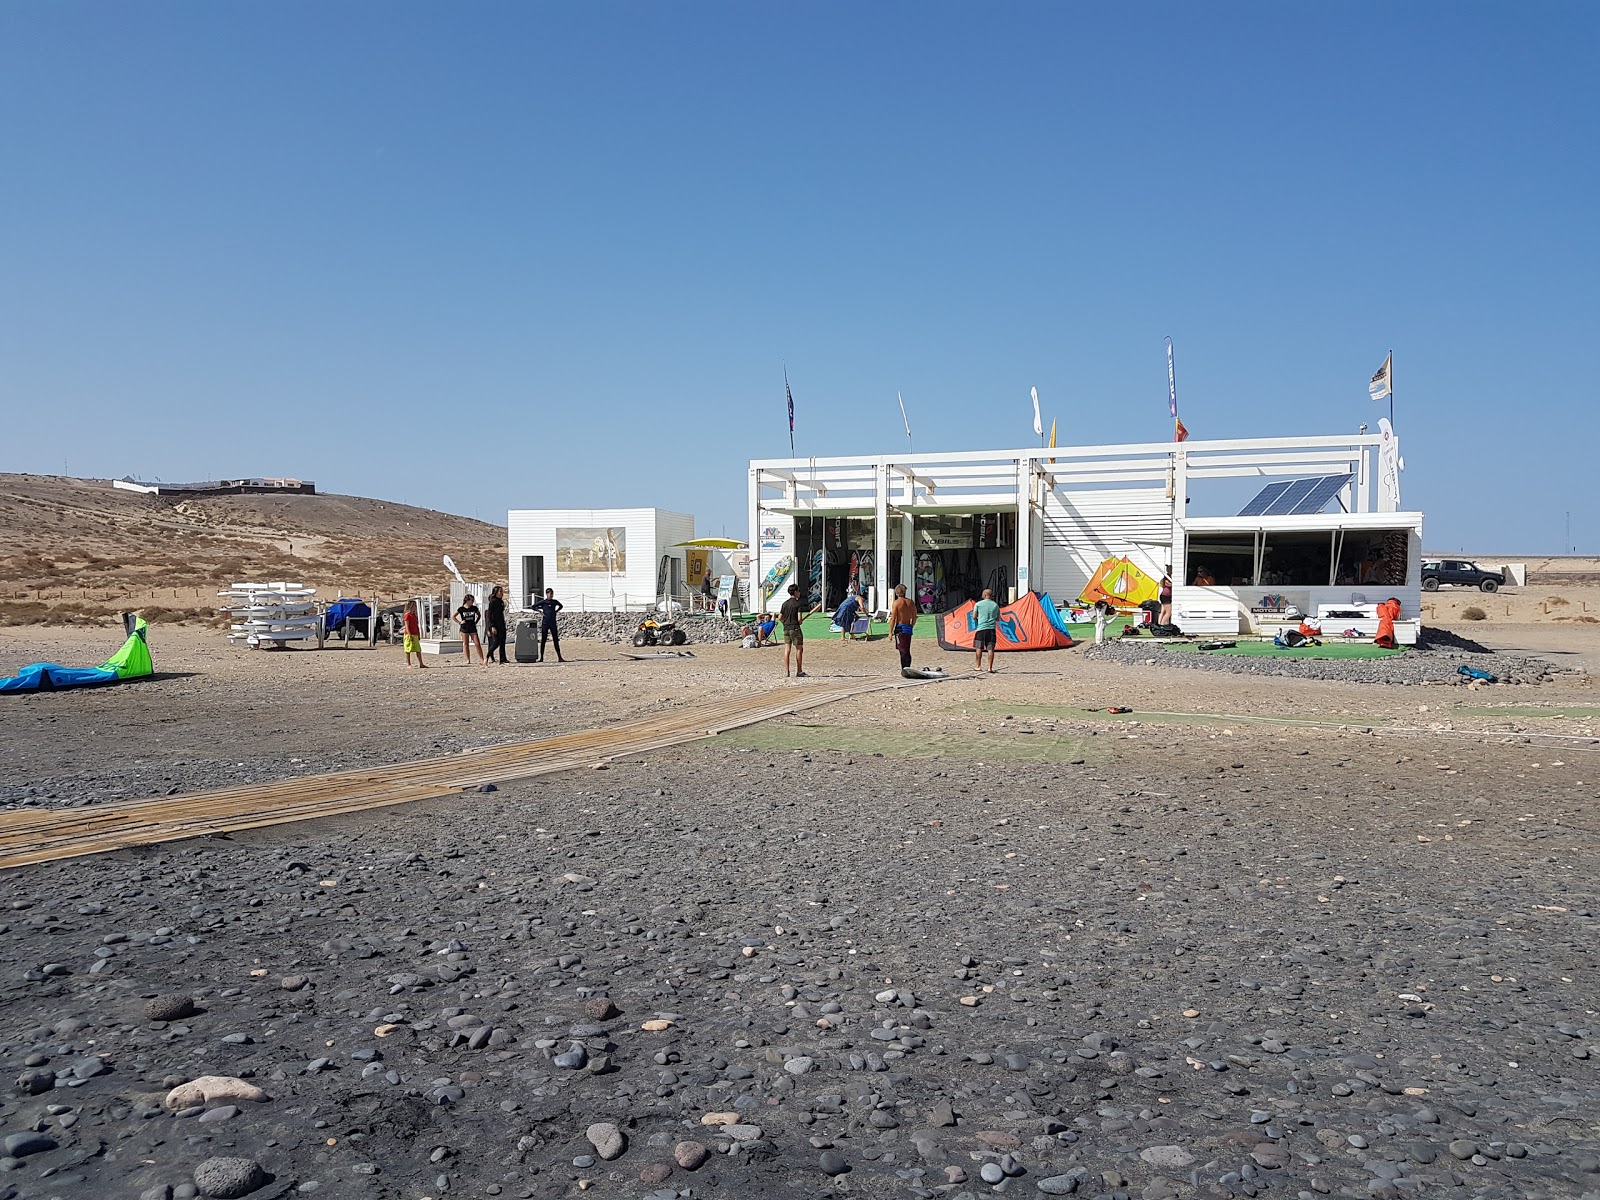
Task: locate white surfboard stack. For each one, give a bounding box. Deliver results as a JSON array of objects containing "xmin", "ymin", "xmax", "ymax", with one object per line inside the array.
[{"xmin": 220, "ymin": 582, "xmax": 324, "ymax": 649}]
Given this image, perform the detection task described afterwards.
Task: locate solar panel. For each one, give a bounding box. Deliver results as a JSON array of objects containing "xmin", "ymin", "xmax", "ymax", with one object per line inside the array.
[
  {"xmin": 1266, "ymin": 477, "xmax": 1323, "ymax": 514},
  {"xmin": 1237, "ymin": 473, "xmax": 1353, "ymax": 517},
  {"xmin": 1283, "ymin": 473, "xmax": 1352, "ymax": 515},
  {"xmin": 1237, "ymin": 480, "xmax": 1294, "ymax": 516}
]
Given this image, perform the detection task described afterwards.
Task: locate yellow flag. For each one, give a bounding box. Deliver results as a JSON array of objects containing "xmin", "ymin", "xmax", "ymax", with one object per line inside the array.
[{"xmin": 1048, "ymin": 418, "xmax": 1057, "ymax": 463}]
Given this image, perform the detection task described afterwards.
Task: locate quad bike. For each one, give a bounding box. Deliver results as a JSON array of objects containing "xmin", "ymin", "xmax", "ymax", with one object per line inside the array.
[{"xmin": 633, "ymin": 617, "xmax": 688, "ymax": 647}]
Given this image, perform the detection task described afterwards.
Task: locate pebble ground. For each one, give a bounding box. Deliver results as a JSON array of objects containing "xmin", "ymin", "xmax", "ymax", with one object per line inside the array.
[{"xmin": 0, "ymin": 625, "xmax": 1595, "ymax": 1200}]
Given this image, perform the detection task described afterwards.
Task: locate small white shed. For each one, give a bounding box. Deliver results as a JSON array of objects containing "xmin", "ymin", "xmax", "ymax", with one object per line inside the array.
[{"xmin": 506, "ymin": 507, "xmax": 694, "ymax": 612}]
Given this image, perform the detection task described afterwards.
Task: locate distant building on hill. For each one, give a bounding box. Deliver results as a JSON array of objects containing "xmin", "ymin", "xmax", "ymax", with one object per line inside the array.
[{"xmin": 113, "ymin": 476, "xmax": 316, "ymax": 497}]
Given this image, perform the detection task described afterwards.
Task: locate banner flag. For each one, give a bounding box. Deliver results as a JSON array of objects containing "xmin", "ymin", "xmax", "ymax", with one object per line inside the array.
[
  {"xmin": 897, "ymin": 390, "xmax": 912, "ymax": 441},
  {"xmin": 1048, "ymin": 418, "xmax": 1057, "ymax": 463},
  {"xmin": 1174, "ymin": 417, "xmax": 1189, "ymax": 443},
  {"xmin": 1166, "ymin": 337, "xmax": 1178, "ymax": 418},
  {"xmin": 1030, "ymin": 386, "xmax": 1043, "ymax": 438},
  {"xmin": 785, "ymin": 368, "xmax": 796, "ymax": 454},
  {"xmin": 1369, "ymin": 353, "xmax": 1392, "ymax": 402}
]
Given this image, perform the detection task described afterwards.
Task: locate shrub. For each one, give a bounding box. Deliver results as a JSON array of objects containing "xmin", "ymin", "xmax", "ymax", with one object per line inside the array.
[{"xmin": 1461, "ymin": 606, "xmax": 1487, "ymax": 621}]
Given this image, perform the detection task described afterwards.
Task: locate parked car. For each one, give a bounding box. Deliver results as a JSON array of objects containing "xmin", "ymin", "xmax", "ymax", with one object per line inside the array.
[{"xmin": 1421, "ymin": 559, "xmax": 1505, "ymax": 592}]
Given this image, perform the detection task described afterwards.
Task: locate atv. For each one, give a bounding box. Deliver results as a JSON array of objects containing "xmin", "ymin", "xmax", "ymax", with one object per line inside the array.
[{"xmin": 633, "ymin": 617, "xmax": 688, "ymax": 647}]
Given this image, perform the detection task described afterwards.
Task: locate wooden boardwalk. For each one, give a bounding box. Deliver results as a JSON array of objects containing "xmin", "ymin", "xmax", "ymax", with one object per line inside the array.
[{"xmin": 0, "ymin": 674, "xmax": 930, "ymax": 871}]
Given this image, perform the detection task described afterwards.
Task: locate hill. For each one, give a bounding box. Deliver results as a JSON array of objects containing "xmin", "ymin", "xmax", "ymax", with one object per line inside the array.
[{"xmin": 0, "ymin": 473, "xmax": 506, "ymax": 625}]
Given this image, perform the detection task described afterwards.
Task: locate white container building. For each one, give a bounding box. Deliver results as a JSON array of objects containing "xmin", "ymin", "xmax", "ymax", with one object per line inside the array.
[
  {"xmin": 506, "ymin": 507, "xmax": 694, "ymax": 612},
  {"xmin": 748, "ymin": 425, "xmax": 1424, "ymax": 641}
]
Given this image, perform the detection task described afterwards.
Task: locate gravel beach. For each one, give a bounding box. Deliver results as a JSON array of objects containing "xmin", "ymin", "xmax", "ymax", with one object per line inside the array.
[{"xmin": 0, "ymin": 624, "xmax": 1595, "ymax": 1199}]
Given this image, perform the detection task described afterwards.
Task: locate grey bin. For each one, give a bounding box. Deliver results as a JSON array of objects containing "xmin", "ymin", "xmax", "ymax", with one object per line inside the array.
[{"xmin": 513, "ymin": 620, "xmax": 540, "ymax": 663}]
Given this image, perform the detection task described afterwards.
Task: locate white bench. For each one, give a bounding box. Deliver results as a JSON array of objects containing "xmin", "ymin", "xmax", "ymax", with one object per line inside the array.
[
  {"xmin": 1314, "ymin": 603, "xmax": 1420, "ymax": 645},
  {"xmin": 1175, "ymin": 605, "xmax": 1240, "ymax": 635}
]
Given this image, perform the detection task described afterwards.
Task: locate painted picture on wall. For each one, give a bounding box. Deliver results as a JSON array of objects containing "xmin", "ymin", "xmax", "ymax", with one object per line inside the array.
[{"xmin": 555, "ymin": 527, "xmax": 626, "ymax": 573}]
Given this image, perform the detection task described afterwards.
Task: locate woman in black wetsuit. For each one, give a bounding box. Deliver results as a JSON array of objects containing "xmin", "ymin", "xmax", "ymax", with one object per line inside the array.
[{"xmin": 483, "ymin": 586, "xmax": 508, "ymax": 666}]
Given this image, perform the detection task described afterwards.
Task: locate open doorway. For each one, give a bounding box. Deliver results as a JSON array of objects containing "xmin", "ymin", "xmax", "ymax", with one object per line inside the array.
[{"xmin": 521, "ymin": 556, "xmax": 545, "ymax": 608}]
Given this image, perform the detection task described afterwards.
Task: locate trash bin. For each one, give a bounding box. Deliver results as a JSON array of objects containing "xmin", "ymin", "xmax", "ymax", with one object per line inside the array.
[{"xmin": 514, "ymin": 619, "xmax": 540, "ymax": 663}]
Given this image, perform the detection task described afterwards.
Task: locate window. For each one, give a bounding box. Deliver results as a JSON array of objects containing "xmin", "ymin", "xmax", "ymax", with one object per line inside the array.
[{"xmin": 1186, "ymin": 530, "xmax": 1410, "ymax": 588}]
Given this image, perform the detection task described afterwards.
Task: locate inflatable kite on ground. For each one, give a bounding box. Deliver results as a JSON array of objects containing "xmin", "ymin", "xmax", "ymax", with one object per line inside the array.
[
  {"xmin": 937, "ymin": 592, "xmax": 1076, "ymax": 652},
  {"xmin": 1079, "ymin": 555, "xmax": 1161, "ymax": 608},
  {"xmin": 0, "ymin": 614, "xmax": 153, "ymax": 693}
]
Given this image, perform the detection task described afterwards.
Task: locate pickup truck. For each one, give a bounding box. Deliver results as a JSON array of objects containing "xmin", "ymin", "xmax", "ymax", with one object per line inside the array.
[{"xmin": 1420, "ymin": 559, "xmax": 1506, "ymax": 592}]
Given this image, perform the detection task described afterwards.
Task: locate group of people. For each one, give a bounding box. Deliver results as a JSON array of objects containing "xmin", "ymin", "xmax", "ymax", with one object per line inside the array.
[
  {"xmin": 763, "ymin": 581, "xmax": 1006, "ymax": 676},
  {"xmin": 400, "ymin": 587, "xmax": 567, "ymax": 668}
]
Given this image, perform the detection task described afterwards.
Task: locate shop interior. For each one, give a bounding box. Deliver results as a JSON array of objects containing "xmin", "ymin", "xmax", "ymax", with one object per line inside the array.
[
  {"xmin": 1184, "ymin": 528, "xmax": 1412, "ymax": 589},
  {"xmin": 789, "ymin": 512, "xmax": 1017, "ymax": 613}
]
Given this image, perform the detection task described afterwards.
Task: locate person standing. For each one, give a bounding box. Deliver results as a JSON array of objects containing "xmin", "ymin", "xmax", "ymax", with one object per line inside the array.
[
  {"xmin": 1158, "ymin": 574, "xmax": 1173, "ymax": 627},
  {"xmin": 779, "ymin": 583, "xmax": 818, "ymax": 678},
  {"xmin": 700, "ymin": 569, "xmax": 716, "ymax": 613},
  {"xmin": 402, "ymin": 599, "xmax": 427, "ymax": 668},
  {"xmin": 453, "ymin": 593, "xmax": 485, "ymax": 665},
  {"xmin": 484, "ymin": 585, "xmax": 509, "ymax": 666},
  {"xmin": 889, "ymin": 582, "xmax": 917, "ymax": 670},
  {"xmin": 833, "ymin": 591, "xmax": 862, "ymax": 640},
  {"xmin": 532, "ymin": 587, "xmax": 566, "ymax": 662},
  {"xmin": 972, "ymin": 587, "xmax": 1000, "ymax": 673}
]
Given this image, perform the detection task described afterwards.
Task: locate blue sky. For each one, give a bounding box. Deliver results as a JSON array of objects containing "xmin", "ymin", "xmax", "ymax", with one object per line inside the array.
[{"xmin": 2, "ymin": 3, "xmax": 1594, "ymax": 552}]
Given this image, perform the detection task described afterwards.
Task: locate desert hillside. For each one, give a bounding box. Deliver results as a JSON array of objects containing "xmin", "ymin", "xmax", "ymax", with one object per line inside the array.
[{"xmin": 0, "ymin": 473, "xmax": 506, "ymax": 624}]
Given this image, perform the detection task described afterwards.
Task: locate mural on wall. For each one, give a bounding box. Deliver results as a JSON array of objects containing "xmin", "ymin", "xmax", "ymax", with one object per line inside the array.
[{"xmin": 555, "ymin": 527, "xmax": 626, "ymax": 574}]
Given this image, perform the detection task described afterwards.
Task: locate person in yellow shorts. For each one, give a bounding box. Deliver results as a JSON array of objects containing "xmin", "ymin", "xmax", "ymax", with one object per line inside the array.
[{"xmin": 402, "ymin": 600, "xmax": 427, "ymax": 668}]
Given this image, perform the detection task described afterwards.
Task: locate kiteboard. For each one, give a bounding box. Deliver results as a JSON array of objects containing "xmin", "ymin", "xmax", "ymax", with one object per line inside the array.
[
  {"xmin": 807, "ymin": 549, "xmax": 824, "ymax": 607},
  {"xmin": 901, "ymin": 666, "xmax": 949, "ymax": 680}
]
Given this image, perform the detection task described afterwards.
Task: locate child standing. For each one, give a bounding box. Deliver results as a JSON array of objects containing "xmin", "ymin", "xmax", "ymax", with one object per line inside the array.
[
  {"xmin": 402, "ymin": 600, "xmax": 426, "ymax": 668},
  {"xmin": 1093, "ymin": 600, "xmax": 1115, "ymax": 645},
  {"xmin": 453, "ymin": 594, "xmax": 485, "ymax": 665}
]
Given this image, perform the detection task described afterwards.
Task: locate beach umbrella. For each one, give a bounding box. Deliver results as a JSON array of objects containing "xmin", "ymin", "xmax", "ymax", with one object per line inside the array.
[{"xmin": 674, "ymin": 537, "xmax": 747, "ymax": 549}]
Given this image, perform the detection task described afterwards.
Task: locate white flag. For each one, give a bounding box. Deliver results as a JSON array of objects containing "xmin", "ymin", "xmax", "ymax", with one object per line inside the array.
[
  {"xmin": 1368, "ymin": 353, "xmax": 1392, "ymax": 402},
  {"xmin": 1030, "ymin": 386, "xmax": 1043, "ymax": 437},
  {"xmin": 442, "ymin": 554, "xmax": 466, "ymax": 586},
  {"xmin": 897, "ymin": 390, "xmax": 912, "ymax": 440}
]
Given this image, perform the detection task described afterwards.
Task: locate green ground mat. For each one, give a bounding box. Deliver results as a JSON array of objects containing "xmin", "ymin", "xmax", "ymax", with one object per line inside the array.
[
  {"xmin": 1452, "ymin": 706, "xmax": 1600, "ymax": 719},
  {"xmin": 959, "ymin": 700, "xmax": 1390, "ymax": 728},
  {"xmin": 1143, "ymin": 638, "xmax": 1402, "ymax": 660},
  {"xmin": 717, "ymin": 721, "xmax": 1102, "ymax": 762}
]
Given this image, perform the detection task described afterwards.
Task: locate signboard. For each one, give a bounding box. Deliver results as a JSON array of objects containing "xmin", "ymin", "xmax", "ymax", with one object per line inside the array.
[
  {"xmin": 915, "ymin": 529, "xmax": 968, "ymax": 550},
  {"xmin": 555, "ymin": 527, "xmax": 626, "ymax": 574},
  {"xmin": 716, "ymin": 574, "xmax": 737, "ymax": 613},
  {"xmin": 685, "ymin": 548, "xmax": 710, "ymax": 590}
]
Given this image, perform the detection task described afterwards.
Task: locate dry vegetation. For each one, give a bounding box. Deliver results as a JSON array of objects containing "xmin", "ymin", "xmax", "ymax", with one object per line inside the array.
[{"xmin": 0, "ymin": 474, "xmax": 506, "ymax": 621}]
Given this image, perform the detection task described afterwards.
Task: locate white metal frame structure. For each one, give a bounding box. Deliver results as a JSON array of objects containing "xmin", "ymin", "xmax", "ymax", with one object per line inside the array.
[{"xmin": 749, "ymin": 432, "xmax": 1424, "ymax": 636}]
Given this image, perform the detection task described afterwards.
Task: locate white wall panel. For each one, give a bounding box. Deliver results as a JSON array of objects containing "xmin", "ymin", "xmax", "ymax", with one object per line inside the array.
[{"xmin": 1039, "ymin": 489, "xmax": 1172, "ymax": 601}]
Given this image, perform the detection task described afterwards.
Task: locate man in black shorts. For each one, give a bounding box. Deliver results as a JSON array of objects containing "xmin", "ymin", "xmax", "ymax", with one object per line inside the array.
[{"xmin": 778, "ymin": 583, "xmax": 818, "ymax": 678}]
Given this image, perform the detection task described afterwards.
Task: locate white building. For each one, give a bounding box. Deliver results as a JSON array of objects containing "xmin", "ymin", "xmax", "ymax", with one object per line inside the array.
[
  {"xmin": 506, "ymin": 507, "xmax": 694, "ymax": 612},
  {"xmin": 748, "ymin": 425, "xmax": 1424, "ymax": 640}
]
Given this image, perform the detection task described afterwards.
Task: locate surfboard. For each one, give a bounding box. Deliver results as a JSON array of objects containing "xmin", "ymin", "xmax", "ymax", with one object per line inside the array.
[
  {"xmin": 807, "ymin": 549, "xmax": 824, "ymax": 607},
  {"xmin": 856, "ymin": 550, "xmax": 874, "ymax": 603},
  {"xmin": 760, "ymin": 555, "xmax": 794, "ymax": 604},
  {"xmin": 915, "ymin": 551, "xmax": 937, "ymax": 612}
]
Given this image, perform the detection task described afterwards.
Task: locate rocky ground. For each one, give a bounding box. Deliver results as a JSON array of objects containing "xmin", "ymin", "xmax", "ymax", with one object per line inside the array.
[{"xmin": 0, "ymin": 625, "xmax": 1596, "ymax": 1200}]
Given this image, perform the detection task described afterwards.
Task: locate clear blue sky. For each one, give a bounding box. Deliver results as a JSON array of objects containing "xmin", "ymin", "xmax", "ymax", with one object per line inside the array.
[{"xmin": 2, "ymin": 3, "xmax": 1594, "ymax": 552}]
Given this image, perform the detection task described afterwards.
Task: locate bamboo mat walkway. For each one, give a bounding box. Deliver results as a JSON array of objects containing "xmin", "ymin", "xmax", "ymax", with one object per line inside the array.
[{"xmin": 0, "ymin": 673, "xmax": 937, "ymax": 872}]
